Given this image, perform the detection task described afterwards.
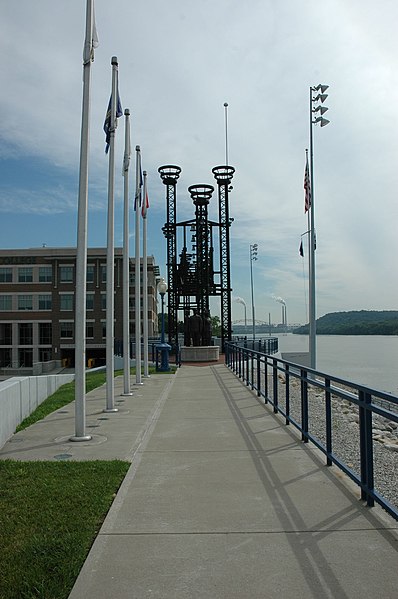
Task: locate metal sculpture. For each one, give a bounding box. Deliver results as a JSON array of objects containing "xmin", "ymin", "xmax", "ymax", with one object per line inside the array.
[{"xmin": 159, "ymin": 164, "xmax": 235, "ymax": 352}]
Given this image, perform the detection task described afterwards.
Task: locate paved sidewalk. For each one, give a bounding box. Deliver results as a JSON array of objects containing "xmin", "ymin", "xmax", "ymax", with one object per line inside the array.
[{"xmin": 2, "ymin": 365, "xmax": 398, "ymax": 598}]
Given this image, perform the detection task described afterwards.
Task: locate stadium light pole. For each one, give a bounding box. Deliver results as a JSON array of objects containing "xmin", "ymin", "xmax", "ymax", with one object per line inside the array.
[
  {"xmin": 249, "ymin": 244, "xmax": 258, "ymax": 340},
  {"xmin": 309, "ymin": 84, "xmax": 330, "ymax": 370}
]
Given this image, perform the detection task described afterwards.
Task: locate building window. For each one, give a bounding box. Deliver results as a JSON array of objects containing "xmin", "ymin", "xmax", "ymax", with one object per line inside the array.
[
  {"xmin": 101, "ymin": 266, "xmax": 106, "ymax": 283},
  {"xmin": 0, "ymin": 268, "xmax": 12, "ymax": 283},
  {"xmin": 102, "ymin": 322, "xmax": 106, "ymax": 338},
  {"xmin": 0, "ymin": 295, "xmax": 12, "ymax": 310},
  {"xmin": 60, "ymin": 322, "xmax": 74, "ymax": 338},
  {"xmin": 38, "ymin": 294, "xmax": 52, "ymax": 310},
  {"xmin": 19, "ymin": 348, "xmax": 33, "ymax": 367},
  {"xmin": 87, "ymin": 264, "xmax": 95, "ymax": 283},
  {"xmin": 86, "ymin": 293, "xmax": 94, "ymax": 310},
  {"xmin": 39, "ymin": 348, "xmax": 52, "ymax": 362},
  {"xmin": 0, "ymin": 348, "xmax": 12, "ymax": 367},
  {"xmin": 86, "ymin": 322, "xmax": 94, "ymax": 338},
  {"xmin": 39, "ymin": 266, "xmax": 52, "ymax": 282},
  {"xmin": 59, "ymin": 266, "xmax": 73, "ymax": 282},
  {"xmin": 60, "ymin": 294, "xmax": 74, "ymax": 311},
  {"xmin": 39, "ymin": 323, "xmax": 52, "ymax": 344},
  {"xmin": 101, "ymin": 294, "xmax": 106, "ymax": 310},
  {"xmin": 0, "ymin": 323, "xmax": 12, "ymax": 344},
  {"xmin": 18, "ymin": 267, "xmax": 33, "ymax": 282},
  {"xmin": 19, "ymin": 323, "xmax": 33, "ymax": 345},
  {"xmin": 18, "ymin": 295, "xmax": 33, "ymax": 310}
]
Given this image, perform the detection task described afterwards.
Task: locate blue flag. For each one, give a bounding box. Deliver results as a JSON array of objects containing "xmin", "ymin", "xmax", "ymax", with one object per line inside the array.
[{"xmin": 104, "ymin": 91, "xmax": 122, "ymax": 153}]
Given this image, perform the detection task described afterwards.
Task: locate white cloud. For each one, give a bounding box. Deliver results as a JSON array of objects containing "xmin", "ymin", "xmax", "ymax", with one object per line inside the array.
[{"xmin": 0, "ymin": 0, "xmax": 397, "ymax": 322}]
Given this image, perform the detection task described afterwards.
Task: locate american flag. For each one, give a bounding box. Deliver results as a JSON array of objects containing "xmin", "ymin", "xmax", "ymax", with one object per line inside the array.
[
  {"xmin": 304, "ymin": 155, "xmax": 311, "ymax": 213},
  {"xmin": 141, "ymin": 188, "xmax": 149, "ymax": 218}
]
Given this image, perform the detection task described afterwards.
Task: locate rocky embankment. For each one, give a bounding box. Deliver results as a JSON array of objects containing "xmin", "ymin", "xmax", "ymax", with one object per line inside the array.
[{"xmin": 276, "ymin": 375, "xmax": 398, "ymax": 508}]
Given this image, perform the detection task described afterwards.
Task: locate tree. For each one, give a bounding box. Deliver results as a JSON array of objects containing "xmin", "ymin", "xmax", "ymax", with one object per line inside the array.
[{"xmin": 211, "ymin": 315, "xmax": 221, "ymax": 337}]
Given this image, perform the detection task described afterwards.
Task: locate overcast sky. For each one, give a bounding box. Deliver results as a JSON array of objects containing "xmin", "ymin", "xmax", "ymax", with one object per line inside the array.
[{"xmin": 0, "ymin": 0, "xmax": 397, "ymax": 325}]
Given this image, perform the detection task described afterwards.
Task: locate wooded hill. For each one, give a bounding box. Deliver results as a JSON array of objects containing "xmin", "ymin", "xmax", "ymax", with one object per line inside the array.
[{"xmin": 293, "ymin": 310, "xmax": 398, "ymax": 335}]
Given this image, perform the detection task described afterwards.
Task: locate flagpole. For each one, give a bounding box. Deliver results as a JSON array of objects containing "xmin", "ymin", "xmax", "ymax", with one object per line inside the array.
[
  {"xmin": 105, "ymin": 56, "xmax": 119, "ymax": 412},
  {"xmin": 122, "ymin": 108, "xmax": 133, "ymax": 395},
  {"xmin": 309, "ymin": 90, "xmax": 316, "ymax": 370},
  {"xmin": 142, "ymin": 170, "xmax": 149, "ymax": 378},
  {"xmin": 71, "ymin": 0, "xmax": 96, "ymax": 442},
  {"xmin": 224, "ymin": 102, "xmax": 229, "ymax": 166},
  {"xmin": 134, "ymin": 146, "xmax": 143, "ymax": 385}
]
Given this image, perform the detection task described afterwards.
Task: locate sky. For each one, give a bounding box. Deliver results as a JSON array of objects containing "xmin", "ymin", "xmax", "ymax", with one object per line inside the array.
[{"xmin": 1, "ymin": 0, "xmax": 397, "ymax": 326}]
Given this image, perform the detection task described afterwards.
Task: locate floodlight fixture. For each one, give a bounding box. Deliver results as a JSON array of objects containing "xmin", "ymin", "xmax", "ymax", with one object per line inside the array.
[
  {"xmin": 313, "ymin": 93, "xmax": 328, "ymax": 103},
  {"xmin": 314, "ymin": 84, "xmax": 329, "ymax": 93},
  {"xmin": 315, "ymin": 116, "xmax": 330, "ymax": 127},
  {"xmin": 313, "ymin": 105, "xmax": 329, "ymax": 115}
]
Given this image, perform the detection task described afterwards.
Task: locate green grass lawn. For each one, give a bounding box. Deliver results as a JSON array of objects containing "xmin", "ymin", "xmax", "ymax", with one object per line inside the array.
[
  {"xmin": 0, "ymin": 460, "xmax": 129, "ymax": 599},
  {"xmin": 16, "ymin": 366, "xmax": 175, "ymax": 432},
  {"xmin": 0, "ymin": 366, "xmax": 175, "ymax": 598}
]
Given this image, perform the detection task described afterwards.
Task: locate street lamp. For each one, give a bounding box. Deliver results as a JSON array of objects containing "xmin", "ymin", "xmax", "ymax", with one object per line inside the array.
[
  {"xmin": 157, "ymin": 278, "xmax": 170, "ymax": 371},
  {"xmin": 308, "ymin": 84, "xmax": 330, "ymax": 370},
  {"xmin": 249, "ymin": 244, "xmax": 258, "ymax": 341}
]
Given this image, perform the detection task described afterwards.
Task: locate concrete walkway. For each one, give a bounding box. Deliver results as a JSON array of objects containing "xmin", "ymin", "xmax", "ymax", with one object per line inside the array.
[{"xmin": 1, "ymin": 364, "xmax": 398, "ymax": 598}]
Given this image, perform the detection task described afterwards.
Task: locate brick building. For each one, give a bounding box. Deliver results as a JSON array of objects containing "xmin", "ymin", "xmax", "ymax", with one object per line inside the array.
[{"xmin": 0, "ymin": 247, "xmax": 159, "ymax": 371}]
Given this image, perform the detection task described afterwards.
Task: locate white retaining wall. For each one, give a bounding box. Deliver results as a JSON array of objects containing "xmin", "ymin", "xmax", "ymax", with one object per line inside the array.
[{"xmin": 0, "ymin": 374, "xmax": 75, "ymax": 451}]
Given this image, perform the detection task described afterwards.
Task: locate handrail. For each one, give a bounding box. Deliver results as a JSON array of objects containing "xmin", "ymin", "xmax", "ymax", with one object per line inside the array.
[{"xmin": 225, "ymin": 341, "xmax": 398, "ymax": 521}]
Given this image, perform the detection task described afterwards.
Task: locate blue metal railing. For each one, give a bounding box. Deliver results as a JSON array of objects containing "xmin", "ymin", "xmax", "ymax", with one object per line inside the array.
[
  {"xmin": 225, "ymin": 341, "xmax": 398, "ymax": 521},
  {"xmin": 232, "ymin": 336, "xmax": 279, "ymax": 354}
]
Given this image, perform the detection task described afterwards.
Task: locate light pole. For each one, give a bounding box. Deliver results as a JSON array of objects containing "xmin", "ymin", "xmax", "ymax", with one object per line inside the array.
[
  {"xmin": 309, "ymin": 84, "xmax": 330, "ymax": 370},
  {"xmin": 157, "ymin": 278, "xmax": 170, "ymax": 371},
  {"xmin": 249, "ymin": 244, "xmax": 258, "ymax": 340}
]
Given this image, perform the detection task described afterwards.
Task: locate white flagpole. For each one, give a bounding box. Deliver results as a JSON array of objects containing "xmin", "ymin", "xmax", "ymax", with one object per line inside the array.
[
  {"xmin": 134, "ymin": 146, "xmax": 143, "ymax": 385},
  {"xmin": 71, "ymin": 0, "xmax": 96, "ymax": 442},
  {"xmin": 142, "ymin": 171, "xmax": 149, "ymax": 378},
  {"xmin": 105, "ymin": 56, "xmax": 119, "ymax": 412},
  {"xmin": 122, "ymin": 108, "xmax": 132, "ymax": 395}
]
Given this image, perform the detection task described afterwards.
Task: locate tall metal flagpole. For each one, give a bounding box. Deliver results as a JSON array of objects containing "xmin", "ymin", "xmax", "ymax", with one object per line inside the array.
[
  {"xmin": 122, "ymin": 108, "xmax": 132, "ymax": 396},
  {"xmin": 134, "ymin": 146, "xmax": 143, "ymax": 385},
  {"xmin": 309, "ymin": 89, "xmax": 316, "ymax": 370},
  {"xmin": 142, "ymin": 171, "xmax": 149, "ymax": 378},
  {"xmin": 224, "ymin": 102, "xmax": 229, "ymax": 166},
  {"xmin": 105, "ymin": 57, "xmax": 119, "ymax": 412},
  {"xmin": 71, "ymin": 0, "xmax": 97, "ymax": 442}
]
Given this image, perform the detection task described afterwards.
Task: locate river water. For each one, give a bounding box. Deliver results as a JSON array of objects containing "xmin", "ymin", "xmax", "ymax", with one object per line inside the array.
[{"xmin": 263, "ymin": 334, "xmax": 398, "ymax": 396}]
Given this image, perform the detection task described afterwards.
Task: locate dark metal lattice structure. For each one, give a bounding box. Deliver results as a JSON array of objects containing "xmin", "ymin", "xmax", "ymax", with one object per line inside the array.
[
  {"xmin": 159, "ymin": 164, "xmax": 235, "ymax": 352},
  {"xmin": 158, "ymin": 165, "xmax": 181, "ymax": 347},
  {"xmin": 213, "ymin": 166, "xmax": 235, "ymax": 347}
]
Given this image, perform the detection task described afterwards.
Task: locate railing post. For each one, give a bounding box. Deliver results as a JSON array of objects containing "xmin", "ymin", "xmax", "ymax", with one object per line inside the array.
[
  {"xmin": 301, "ymin": 369, "xmax": 309, "ymax": 442},
  {"xmin": 325, "ymin": 378, "xmax": 332, "ymax": 466},
  {"xmin": 272, "ymin": 358, "xmax": 278, "ymax": 413},
  {"xmin": 251, "ymin": 350, "xmax": 254, "ymax": 390},
  {"xmin": 285, "ymin": 364, "xmax": 290, "ymax": 425},
  {"xmin": 257, "ymin": 354, "xmax": 261, "ymax": 397},
  {"xmin": 264, "ymin": 356, "xmax": 268, "ymax": 404},
  {"xmin": 238, "ymin": 346, "xmax": 242, "ymax": 379},
  {"xmin": 359, "ymin": 390, "xmax": 374, "ymax": 506}
]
